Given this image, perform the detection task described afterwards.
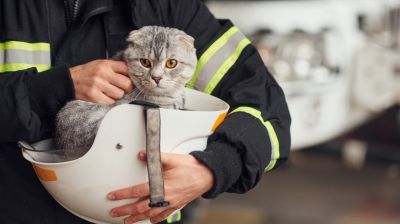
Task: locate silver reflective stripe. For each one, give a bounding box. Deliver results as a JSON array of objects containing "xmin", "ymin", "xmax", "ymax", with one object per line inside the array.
[
  {"xmin": 194, "ymin": 31, "xmax": 246, "ymax": 91},
  {"xmin": 0, "ymin": 49, "xmax": 50, "ymax": 65},
  {"xmin": 186, "ymin": 27, "xmax": 251, "ymax": 94},
  {"xmin": 0, "ymin": 41, "xmax": 51, "ymax": 73}
]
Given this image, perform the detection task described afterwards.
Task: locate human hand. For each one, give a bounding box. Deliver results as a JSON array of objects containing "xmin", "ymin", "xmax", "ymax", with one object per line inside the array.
[
  {"xmin": 107, "ymin": 151, "xmax": 214, "ymax": 224},
  {"xmin": 70, "ymin": 60, "xmax": 133, "ymax": 104}
]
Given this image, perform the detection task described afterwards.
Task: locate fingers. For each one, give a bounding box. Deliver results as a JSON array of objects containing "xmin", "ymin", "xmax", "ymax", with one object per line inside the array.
[
  {"xmin": 70, "ymin": 60, "xmax": 132, "ymax": 104},
  {"xmin": 95, "ymin": 91, "xmax": 115, "ymax": 105},
  {"xmin": 108, "ymin": 153, "xmax": 210, "ymax": 223},
  {"xmin": 110, "ymin": 198, "xmax": 150, "ymax": 218},
  {"xmin": 108, "ymin": 179, "xmax": 176, "ymax": 223},
  {"xmin": 150, "ymin": 209, "xmax": 177, "ymax": 224},
  {"xmin": 100, "ymin": 81, "xmax": 125, "ymax": 100},
  {"xmin": 124, "ymin": 212, "xmax": 149, "ymax": 224},
  {"xmin": 124, "ymin": 207, "xmax": 168, "ymax": 224},
  {"xmin": 108, "ymin": 60, "xmax": 129, "ymax": 74},
  {"xmin": 102, "ymin": 61, "xmax": 132, "ymax": 95},
  {"xmin": 84, "ymin": 78, "xmax": 122, "ymax": 104},
  {"xmin": 108, "ymin": 182, "xmax": 150, "ymax": 200},
  {"xmin": 107, "ymin": 72, "xmax": 133, "ymax": 93},
  {"xmin": 121, "ymin": 205, "xmax": 177, "ymax": 224},
  {"xmin": 138, "ymin": 150, "xmax": 146, "ymax": 161}
]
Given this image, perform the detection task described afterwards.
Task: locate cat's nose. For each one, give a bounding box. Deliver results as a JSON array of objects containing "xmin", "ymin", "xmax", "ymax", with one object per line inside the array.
[{"xmin": 152, "ymin": 77, "xmax": 162, "ymax": 84}]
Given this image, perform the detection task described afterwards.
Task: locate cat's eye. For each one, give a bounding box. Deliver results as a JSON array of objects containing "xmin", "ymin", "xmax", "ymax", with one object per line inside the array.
[
  {"xmin": 140, "ymin": 59, "xmax": 152, "ymax": 68},
  {"xmin": 165, "ymin": 59, "xmax": 178, "ymax": 69}
]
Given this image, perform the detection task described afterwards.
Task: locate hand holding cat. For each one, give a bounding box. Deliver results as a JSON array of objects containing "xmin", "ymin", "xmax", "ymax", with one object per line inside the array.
[
  {"xmin": 70, "ymin": 60, "xmax": 133, "ymax": 104},
  {"xmin": 107, "ymin": 151, "xmax": 214, "ymax": 224}
]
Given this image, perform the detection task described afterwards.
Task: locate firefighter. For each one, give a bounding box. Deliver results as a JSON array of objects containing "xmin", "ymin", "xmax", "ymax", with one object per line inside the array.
[{"xmin": 0, "ymin": 0, "xmax": 291, "ymax": 223}]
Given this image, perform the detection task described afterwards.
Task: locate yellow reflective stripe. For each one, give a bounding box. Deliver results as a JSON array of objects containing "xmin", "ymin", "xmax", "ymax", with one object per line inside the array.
[
  {"xmin": 0, "ymin": 63, "xmax": 51, "ymax": 73},
  {"xmin": 204, "ymin": 38, "xmax": 251, "ymax": 94},
  {"xmin": 0, "ymin": 41, "xmax": 50, "ymax": 52},
  {"xmin": 166, "ymin": 210, "xmax": 181, "ymax": 223},
  {"xmin": 231, "ymin": 106, "xmax": 261, "ymax": 120},
  {"xmin": 186, "ymin": 27, "xmax": 240, "ymax": 89},
  {"xmin": 264, "ymin": 121, "xmax": 280, "ymax": 171},
  {"xmin": 230, "ymin": 106, "xmax": 280, "ymax": 172},
  {"xmin": 167, "ymin": 215, "xmax": 173, "ymax": 223}
]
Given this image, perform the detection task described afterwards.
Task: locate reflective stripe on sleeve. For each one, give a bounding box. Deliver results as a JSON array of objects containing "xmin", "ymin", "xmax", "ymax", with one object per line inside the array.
[
  {"xmin": 0, "ymin": 41, "xmax": 51, "ymax": 73},
  {"xmin": 166, "ymin": 210, "xmax": 182, "ymax": 223},
  {"xmin": 0, "ymin": 64, "xmax": 51, "ymax": 73},
  {"xmin": 0, "ymin": 41, "xmax": 50, "ymax": 51},
  {"xmin": 186, "ymin": 27, "xmax": 251, "ymax": 94},
  {"xmin": 204, "ymin": 38, "xmax": 251, "ymax": 94},
  {"xmin": 230, "ymin": 106, "xmax": 280, "ymax": 172}
]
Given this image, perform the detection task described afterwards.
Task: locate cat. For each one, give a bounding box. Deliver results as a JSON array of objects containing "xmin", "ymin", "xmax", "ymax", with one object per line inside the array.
[{"xmin": 54, "ymin": 26, "xmax": 197, "ymax": 158}]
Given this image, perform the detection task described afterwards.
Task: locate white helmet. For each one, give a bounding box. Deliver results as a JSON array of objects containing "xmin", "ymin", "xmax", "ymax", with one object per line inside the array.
[{"xmin": 20, "ymin": 88, "xmax": 229, "ymax": 224}]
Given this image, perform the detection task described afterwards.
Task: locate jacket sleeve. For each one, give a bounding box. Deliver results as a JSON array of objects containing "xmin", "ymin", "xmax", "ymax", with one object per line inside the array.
[
  {"xmin": 0, "ymin": 66, "xmax": 75, "ymax": 142},
  {"xmin": 157, "ymin": 0, "xmax": 292, "ymax": 198}
]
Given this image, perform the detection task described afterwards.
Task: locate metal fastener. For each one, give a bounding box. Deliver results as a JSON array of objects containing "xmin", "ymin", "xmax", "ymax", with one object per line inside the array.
[{"xmin": 116, "ymin": 143, "xmax": 123, "ymax": 150}]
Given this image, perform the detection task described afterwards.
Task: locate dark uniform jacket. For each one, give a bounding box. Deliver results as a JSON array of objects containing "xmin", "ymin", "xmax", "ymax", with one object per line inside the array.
[{"xmin": 0, "ymin": 0, "xmax": 291, "ymax": 223}]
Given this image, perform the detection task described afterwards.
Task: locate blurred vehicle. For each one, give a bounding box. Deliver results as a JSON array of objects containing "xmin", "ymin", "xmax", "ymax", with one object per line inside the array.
[{"xmin": 206, "ymin": 0, "xmax": 400, "ymax": 150}]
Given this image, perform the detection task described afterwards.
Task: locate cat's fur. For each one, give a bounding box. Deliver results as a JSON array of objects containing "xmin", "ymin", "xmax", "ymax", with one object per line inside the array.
[{"xmin": 55, "ymin": 26, "xmax": 197, "ymax": 157}]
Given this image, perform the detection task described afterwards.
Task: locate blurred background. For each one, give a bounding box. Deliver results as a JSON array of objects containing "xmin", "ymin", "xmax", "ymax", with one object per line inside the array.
[{"xmin": 190, "ymin": 0, "xmax": 400, "ymax": 223}]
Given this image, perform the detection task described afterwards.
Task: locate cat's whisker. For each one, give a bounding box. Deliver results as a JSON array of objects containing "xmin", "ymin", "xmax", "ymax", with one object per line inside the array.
[
  {"xmin": 131, "ymin": 88, "xmax": 141, "ymax": 94},
  {"xmin": 134, "ymin": 89, "xmax": 145, "ymax": 101}
]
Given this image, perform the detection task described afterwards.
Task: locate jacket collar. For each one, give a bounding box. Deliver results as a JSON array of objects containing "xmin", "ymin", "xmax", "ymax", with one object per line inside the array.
[{"xmin": 74, "ymin": 0, "xmax": 113, "ymax": 28}]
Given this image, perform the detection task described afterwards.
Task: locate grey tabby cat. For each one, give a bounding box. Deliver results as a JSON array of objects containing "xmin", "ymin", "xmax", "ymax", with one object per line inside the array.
[{"xmin": 55, "ymin": 26, "xmax": 197, "ymax": 158}]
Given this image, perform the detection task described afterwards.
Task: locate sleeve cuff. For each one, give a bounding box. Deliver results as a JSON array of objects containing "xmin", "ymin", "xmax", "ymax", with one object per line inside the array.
[
  {"xmin": 26, "ymin": 65, "xmax": 75, "ymax": 117},
  {"xmin": 190, "ymin": 141, "xmax": 242, "ymax": 198}
]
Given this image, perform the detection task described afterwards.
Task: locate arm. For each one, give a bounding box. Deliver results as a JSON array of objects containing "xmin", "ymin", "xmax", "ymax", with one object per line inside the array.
[
  {"xmin": 0, "ymin": 60, "xmax": 132, "ymax": 143},
  {"xmin": 0, "ymin": 66, "xmax": 74, "ymax": 142},
  {"xmin": 164, "ymin": 0, "xmax": 292, "ymax": 197}
]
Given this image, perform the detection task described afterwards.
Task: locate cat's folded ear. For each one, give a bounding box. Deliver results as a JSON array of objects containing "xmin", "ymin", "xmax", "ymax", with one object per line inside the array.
[
  {"xmin": 176, "ymin": 34, "xmax": 195, "ymax": 50},
  {"xmin": 127, "ymin": 30, "xmax": 145, "ymax": 45}
]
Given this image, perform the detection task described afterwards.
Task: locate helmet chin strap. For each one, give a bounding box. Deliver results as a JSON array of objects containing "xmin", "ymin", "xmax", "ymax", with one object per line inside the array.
[{"xmin": 145, "ymin": 106, "xmax": 170, "ymax": 208}]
